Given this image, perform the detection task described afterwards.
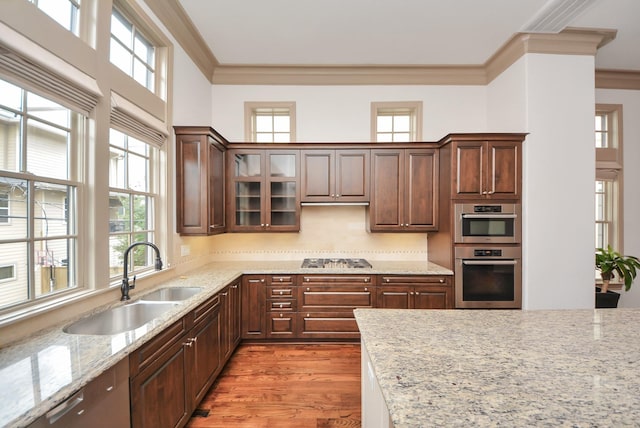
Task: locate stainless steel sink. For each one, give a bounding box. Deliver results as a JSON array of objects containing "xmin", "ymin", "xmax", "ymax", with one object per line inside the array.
[
  {"xmin": 63, "ymin": 301, "xmax": 178, "ymax": 335},
  {"xmin": 140, "ymin": 287, "xmax": 203, "ymax": 302}
]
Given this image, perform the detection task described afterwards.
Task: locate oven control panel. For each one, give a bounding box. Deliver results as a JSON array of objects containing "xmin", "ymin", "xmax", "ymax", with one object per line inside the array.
[{"xmin": 474, "ymin": 249, "xmax": 503, "ymax": 257}]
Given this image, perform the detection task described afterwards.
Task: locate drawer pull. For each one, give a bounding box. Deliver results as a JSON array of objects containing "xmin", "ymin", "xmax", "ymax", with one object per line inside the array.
[
  {"xmin": 280, "ymin": 313, "xmax": 283, "ymax": 318},
  {"xmin": 279, "ymin": 291, "xmax": 283, "ymax": 295},
  {"xmin": 279, "ymin": 278, "xmax": 283, "ymax": 282},
  {"xmin": 440, "ymin": 279, "xmax": 445, "ymax": 283},
  {"xmin": 364, "ymin": 287, "xmax": 368, "ymax": 291},
  {"xmin": 183, "ymin": 341, "xmax": 193, "ymax": 347},
  {"xmin": 306, "ymin": 287, "xmax": 310, "ymax": 291},
  {"xmin": 386, "ymin": 278, "xmax": 390, "ymax": 283}
]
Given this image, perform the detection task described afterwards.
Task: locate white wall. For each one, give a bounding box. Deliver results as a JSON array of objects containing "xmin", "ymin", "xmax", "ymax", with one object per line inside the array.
[
  {"xmin": 212, "ymin": 85, "xmax": 487, "ymax": 142},
  {"xmin": 596, "ymin": 88, "xmax": 640, "ymax": 307}
]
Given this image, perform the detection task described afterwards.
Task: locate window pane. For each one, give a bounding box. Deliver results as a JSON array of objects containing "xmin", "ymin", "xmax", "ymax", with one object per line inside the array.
[
  {"xmin": 109, "ymin": 192, "xmax": 130, "ymax": 233},
  {"xmin": 34, "ymin": 182, "xmax": 73, "ymax": 238},
  {"xmin": 111, "ymin": 11, "xmax": 133, "ymax": 48},
  {"xmin": 255, "ymin": 115, "xmax": 273, "ymax": 133},
  {"xmin": 132, "ymin": 195, "xmax": 149, "ymax": 231},
  {"xmin": 0, "ymin": 242, "xmax": 28, "ymax": 308},
  {"xmin": 109, "ymin": 147, "xmax": 125, "ymax": 188},
  {"xmin": 109, "ymin": 235, "xmax": 129, "ymax": 277},
  {"xmin": 377, "ymin": 133, "xmax": 393, "ymax": 143},
  {"xmin": 133, "ymin": 58, "xmax": 151, "ymax": 88},
  {"xmin": 393, "ymin": 133, "xmax": 411, "ymax": 142},
  {"xmin": 26, "ymin": 120, "xmax": 69, "ymax": 180},
  {"xmin": 0, "ymin": 108, "xmax": 20, "ymax": 172},
  {"xmin": 110, "ymin": 39, "xmax": 132, "ymax": 75},
  {"xmin": 256, "ymin": 133, "xmax": 273, "ymax": 143},
  {"xmin": 128, "ymin": 153, "xmax": 148, "ymax": 192},
  {"xmin": 273, "ymin": 116, "xmax": 290, "ymax": 133},
  {"xmin": 273, "ymin": 133, "xmax": 290, "ymax": 143},
  {"xmin": 33, "ymin": 0, "xmax": 79, "ymax": 35},
  {"xmin": 27, "ymin": 93, "xmax": 69, "ymax": 127},
  {"xmin": 377, "ymin": 116, "xmax": 392, "ymax": 133},
  {"xmin": 35, "ymin": 238, "xmax": 73, "ymax": 297},
  {"xmin": 127, "ymin": 137, "xmax": 147, "ymax": 156},
  {"xmin": 0, "ymin": 80, "xmax": 23, "ymax": 110},
  {"xmin": 393, "ymin": 116, "xmax": 411, "ymax": 132},
  {"xmin": 0, "ymin": 265, "xmax": 15, "ymax": 281},
  {"xmin": 0, "ymin": 177, "xmax": 28, "ymax": 238}
]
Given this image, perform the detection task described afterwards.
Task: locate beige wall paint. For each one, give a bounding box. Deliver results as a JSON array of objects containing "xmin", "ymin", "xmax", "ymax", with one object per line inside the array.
[{"xmin": 207, "ymin": 206, "xmax": 428, "ymax": 262}]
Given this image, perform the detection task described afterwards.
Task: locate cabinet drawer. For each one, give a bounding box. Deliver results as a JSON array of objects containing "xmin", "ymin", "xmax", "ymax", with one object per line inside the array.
[
  {"xmin": 193, "ymin": 294, "xmax": 220, "ymax": 325},
  {"xmin": 299, "ymin": 285, "xmax": 374, "ymax": 309},
  {"xmin": 379, "ymin": 276, "xmax": 450, "ymax": 285},
  {"xmin": 269, "ymin": 275, "xmax": 294, "ymax": 284},
  {"xmin": 268, "ymin": 299, "xmax": 296, "ymax": 311},
  {"xmin": 267, "ymin": 312, "xmax": 297, "ymax": 338},
  {"xmin": 129, "ymin": 318, "xmax": 188, "ymax": 374},
  {"xmin": 302, "ymin": 275, "xmax": 372, "ymax": 284},
  {"xmin": 298, "ymin": 311, "xmax": 360, "ymax": 338},
  {"xmin": 268, "ymin": 286, "xmax": 295, "ymax": 298}
]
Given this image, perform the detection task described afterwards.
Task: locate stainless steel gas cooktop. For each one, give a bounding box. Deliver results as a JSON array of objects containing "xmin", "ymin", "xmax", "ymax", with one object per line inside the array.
[{"xmin": 301, "ymin": 258, "xmax": 372, "ymax": 269}]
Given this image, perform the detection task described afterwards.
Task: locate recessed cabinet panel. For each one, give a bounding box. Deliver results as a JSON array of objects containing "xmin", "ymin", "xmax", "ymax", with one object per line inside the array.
[{"xmin": 301, "ymin": 149, "xmax": 369, "ymax": 202}]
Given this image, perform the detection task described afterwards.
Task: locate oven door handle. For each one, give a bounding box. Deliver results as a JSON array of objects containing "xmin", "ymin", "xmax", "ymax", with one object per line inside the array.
[
  {"xmin": 461, "ymin": 213, "xmax": 517, "ymax": 219},
  {"xmin": 462, "ymin": 260, "xmax": 517, "ymax": 266}
]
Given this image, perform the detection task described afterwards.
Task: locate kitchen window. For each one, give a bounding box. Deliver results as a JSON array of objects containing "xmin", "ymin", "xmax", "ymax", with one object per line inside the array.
[
  {"xmin": 372, "ymin": 101, "xmax": 422, "ymax": 142},
  {"xmin": 245, "ymin": 102, "xmax": 296, "ymax": 142},
  {"xmin": 108, "ymin": 129, "xmax": 158, "ymax": 281},
  {"xmin": 595, "ymin": 104, "xmax": 623, "ymax": 254},
  {"xmin": 110, "ymin": 6, "xmax": 156, "ymax": 91},
  {"xmin": 28, "ymin": 0, "xmax": 81, "ymax": 36},
  {"xmin": 0, "ymin": 78, "xmax": 81, "ymax": 309}
]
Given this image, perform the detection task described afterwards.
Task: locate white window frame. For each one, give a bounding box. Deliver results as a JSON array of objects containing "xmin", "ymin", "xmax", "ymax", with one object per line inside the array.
[
  {"xmin": 371, "ymin": 101, "xmax": 423, "ymax": 142},
  {"xmin": 244, "ymin": 102, "xmax": 296, "ymax": 142},
  {"xmin": 28, "ymin": 0, "xmax": 81, "ymax": 36},
  {"xmin": 0, "ymin": 264, "xmax": 16, "ymax": 283},
  {"xmin": 595, "ymin": 104, "xmax": 624, "ymax": 273}
]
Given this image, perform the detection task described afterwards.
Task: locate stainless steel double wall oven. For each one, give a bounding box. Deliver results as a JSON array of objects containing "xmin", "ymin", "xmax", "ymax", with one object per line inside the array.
[{"xmin": 454, "ymin": 203, "xmax": 522, "ymax": 309}]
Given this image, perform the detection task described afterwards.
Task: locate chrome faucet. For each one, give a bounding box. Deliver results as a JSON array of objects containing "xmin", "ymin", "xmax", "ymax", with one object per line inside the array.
[{"xmin": 121, "ymin": 242, "xmax": 163, "ymax": 301}]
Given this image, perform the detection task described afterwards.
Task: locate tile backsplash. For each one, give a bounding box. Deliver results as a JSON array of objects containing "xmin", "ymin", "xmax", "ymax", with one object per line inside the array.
[{"xmin": 207, "ymin": 206, "xmax": 428, "ymax": 261}]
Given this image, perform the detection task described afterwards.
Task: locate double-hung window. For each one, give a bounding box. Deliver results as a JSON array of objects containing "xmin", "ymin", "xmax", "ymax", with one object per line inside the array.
[
  {"xmin": 595, "ymin": 105, "xmax": 623, "ymax": 256},
  {"xmin": 0, "ymin": 78, "xmax": 82, "ymax": 309},
  {"xmin": 108, "ymin": 129, "xmax": 159, "ymax": 280},
  {"xmin": 245, "ymin": 102, "xmax": 296, "ymax": 142},
  {"xmin": 372, "ymin": 102, "xmax": 422, "ymax": 142}
]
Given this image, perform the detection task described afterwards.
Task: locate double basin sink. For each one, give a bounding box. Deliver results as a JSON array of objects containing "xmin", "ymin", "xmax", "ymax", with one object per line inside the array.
[{"xmin": 63, "ymin": 287, "xmax": 203, "ymax": 335}]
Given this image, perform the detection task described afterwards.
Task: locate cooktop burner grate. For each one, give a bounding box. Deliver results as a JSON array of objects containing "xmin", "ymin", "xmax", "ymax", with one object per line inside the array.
[{"xmin": 301, "ymin": 258, "xmax": 372, "ymax": 269}]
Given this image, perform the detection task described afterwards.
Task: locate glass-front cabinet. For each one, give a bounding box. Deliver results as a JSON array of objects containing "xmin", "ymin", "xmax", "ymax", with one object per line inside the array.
[{"xmin": 228, "ymin": 149, "xmax": 300, "ymax": 231}]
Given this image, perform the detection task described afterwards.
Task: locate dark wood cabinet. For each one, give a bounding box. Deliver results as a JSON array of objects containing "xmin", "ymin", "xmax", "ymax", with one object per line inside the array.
[
  {"xmin": 241, "ymin": 275, "xmax": 267, "ymax": 339},
  {"xmin": 369, "ymin": 148, "xmax": 438, "ymax": 232},
  {"xmin": 267, "ymin": 275, "xmax": 297, "ymax": 338},
  {"xmin": 220, "ymin": 280, "xmax": 241, "ymax": 363},
  {"xmin": 130, "ymin": 296, "xmax": 221, "ymax": 428},
  {"xmin": 451, "ymin": 139, "xmax": 521, "ymax": 200},
  {"xmin": 377, "ymin": 276, "xmax": 453, "ymax": 309},
  {"xmin": 297, "ymin": 275, "xmax": 374, "ymax": 339},
  {"xmin": 227, "ymin": 149, "xmax": 300, "ymax": 232},
  {"xmin": 301, "ymin": 149, "xmax": 370, "ymax": 203},
  {"xmin": 174, "ymin": 126, "xmax": 227, "ymax": 235}
]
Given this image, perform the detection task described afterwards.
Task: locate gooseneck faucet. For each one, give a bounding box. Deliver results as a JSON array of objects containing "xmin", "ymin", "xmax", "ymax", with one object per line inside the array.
[{"xmin": 121, "ymin": 241, "xmax": 163, "ymax": 301}]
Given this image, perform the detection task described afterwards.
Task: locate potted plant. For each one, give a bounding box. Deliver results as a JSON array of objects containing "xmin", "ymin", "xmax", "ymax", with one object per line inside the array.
[{"xmin": 595, "ymin": 245, "xmax": 640, "ymax": 308}]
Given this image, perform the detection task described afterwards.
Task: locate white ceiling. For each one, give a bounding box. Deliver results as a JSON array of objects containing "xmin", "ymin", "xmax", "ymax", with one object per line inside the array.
[{"xmin": 178, "ymin": 0, "xmax": 640, "ymax": 70}]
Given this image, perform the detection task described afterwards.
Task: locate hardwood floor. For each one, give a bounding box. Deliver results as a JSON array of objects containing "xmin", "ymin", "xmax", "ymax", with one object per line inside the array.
[{"xmin": 186, "ymin": 343, "xmax": 362, "ymax": 428}]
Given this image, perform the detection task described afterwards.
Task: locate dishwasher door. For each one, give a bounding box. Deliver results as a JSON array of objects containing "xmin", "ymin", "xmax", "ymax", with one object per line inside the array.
[{"xmin": 29, "ymin": 358, "xmax": 130, "ymax": 428}]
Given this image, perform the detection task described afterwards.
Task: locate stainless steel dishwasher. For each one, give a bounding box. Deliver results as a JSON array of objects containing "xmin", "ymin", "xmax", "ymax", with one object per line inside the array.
[{"xmin": 28, "ymin": 358, "xmax": 130, "ymax": 428}]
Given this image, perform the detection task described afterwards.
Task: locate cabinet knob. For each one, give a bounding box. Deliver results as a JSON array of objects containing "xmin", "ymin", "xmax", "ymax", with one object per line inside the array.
[
  {"xmin": 183, "ymin": 341, "xmax": 193, "ymax": 347},
  {"xmin": 280, "ymin": 313, "xmax": 283, "ymax": 318},
  {"xmin": 221, "ymin": 292, "xmax": 228, "ymax": 296},
  {"xmin": 306, "ymin": 287, "xmax": 310, "ymax": 291},
  {"xmin": 306, "ymin": 313, "xmax": 310, "ymax": 317},
  {"xmin": 266, "ymin": 223, "xmax": 270, "ymax": 227},
  {"xmin": 306, "ymin": 278, "xmax": 310, "ymax": 282},
  {"xmin": 364, "ymin": 287, "xmax": 368, "ymax": 291},
  {"xmin": 400, "ymin": 223, "xmax": 405, "ymax": 227},
  {"xmin": 336, "ymin": 194, "xmax": 341, "ymax": 197},
  {"xmin": 386, "ymin": 278, "xmax": 390, "ymax": 283},
  {"xmin": 364, "ymin": 278, "xmax": 369, "ymax": 283},
  {"xmin": 279, "ymin": 278, "xmax": 283, "ymax": 282},
  {"xmin": 279, "ymin": 291, "xmax": 283, "ymax": 295},
  {"xmin": 260, "ymin": 279, "xmax": 265, "ymax": 283},
  {"xmin": 331, "ymin": 194, "xmax": 335, "ymax": 197},
  {"xmin": 440, "ymin": 279, "xmax": 444, "ymax": 283}
]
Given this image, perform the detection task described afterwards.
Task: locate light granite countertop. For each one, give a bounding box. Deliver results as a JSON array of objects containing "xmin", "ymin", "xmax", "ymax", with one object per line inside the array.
[
  {"xmin": 0, "ymin": 260, "xmax": 450, "ymax": 428},
  {"xmin": 354, "ymin": 308, "xmax": 640, "ymax": 427}
]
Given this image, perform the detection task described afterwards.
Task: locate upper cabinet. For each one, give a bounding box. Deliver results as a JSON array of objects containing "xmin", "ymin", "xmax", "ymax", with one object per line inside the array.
[
  {"xmin": 301, "ymin": 149, "xmax": 370, "ymax": 203},
  {"xmin": 174, "ymin": 127, "xmax": 227, "ymax": 235},
  {"xmin": 227, "ymin": 149, "xmax": 300, "ymax": 232},
  {"xmin": 369, "ymin": 148, "xmax": 439, "ymax": 232},
  {"xmin": 449, "ymin": 138, "xmax": 523, "ymax": 200}
]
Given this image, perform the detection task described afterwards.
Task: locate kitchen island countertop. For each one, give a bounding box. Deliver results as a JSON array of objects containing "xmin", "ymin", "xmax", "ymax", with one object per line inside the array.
[
  {"xmin": 354, "ymin": 308, "xmax": 640, "ymax": 427},
  {"xmin": 0, "ymin": 259, "xmax": 450, "ymax": 428}
]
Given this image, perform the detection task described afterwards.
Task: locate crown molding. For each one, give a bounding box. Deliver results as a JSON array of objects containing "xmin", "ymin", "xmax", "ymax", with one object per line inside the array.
[
  {"xmin": 595, "ymin": 69, "xmax": 640, "ymax": 90},
  {"xmin": 211, "ymin": 64, "xmax": 487, "ymax": 85},
  {"xmin": 144, "ymin": 2, "xmax": 621, "ymax": 87},
  {"xmin": 143, "ymin": 0, "xmax": 218, "ymax": 82}
]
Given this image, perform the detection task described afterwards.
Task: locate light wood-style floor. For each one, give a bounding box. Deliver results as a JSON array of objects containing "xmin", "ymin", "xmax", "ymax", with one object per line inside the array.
[{"xmin": 186, "ymin": 343, "xmax": 362, "ymax": 428}]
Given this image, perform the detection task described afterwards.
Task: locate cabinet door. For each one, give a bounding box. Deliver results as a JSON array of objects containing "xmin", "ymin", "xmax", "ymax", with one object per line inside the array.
[
  {"xmin": 130, "ymin": 339, "xmax": 190, "ymax": 428},
  {"xmin": 405, "ymin": 149, "xmax": 438, "ymax": 230},
  {"xmin": 336, "ymin": 149, "xmax": 370, "ymax": 202},
  {"xmin": 297, "ymin": 311, "xmax": 360, "ymax": 339},
  {"xmin": 452, "ymin": 141, "xmax": 485, "ymax": 199},
  {"xmin": 413, "ymin": 286, "xmax": 451, "ymax": 309},
  {"xmin": 241, "ymin": 275, "xmax": 266, "ymax": 339},
  {"xmin": 190, "ymin": 306, "xmax": 221, "ymax": 405},
  {"xmin": 369, "ymin": 149, "xmax": 403, "ymax": 231},
  {"xmin": 377, "ymin": 286, "xmax": 411, "ymax": 309},
  {"xmin": 176, "ymin": 135, "xmax": 209, "ymax": 235},
  {"xmin": 267, "ymin": 312, "xmax": 297, "ymax": 338},
  {"xmin": 221, "ymin": 281, "xmax": 241, "ymax": 363},
  {"xmin": 301, "ymin": 150, "xmax": 334, "ymax": 201},
  {"xmin": 267, "ymin": 151, "xmax": 300, "ymax": 231},
  {"xmin": 228, "ymin": 150, "xmax": 265, "ymax": 231},
  {"xmin": 208, "ymin": 140, "xmax": 225, "ymax": 233},
  {"xmin": 487, "ymin": 141, "xmax": 520, "ymax": 200}
]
